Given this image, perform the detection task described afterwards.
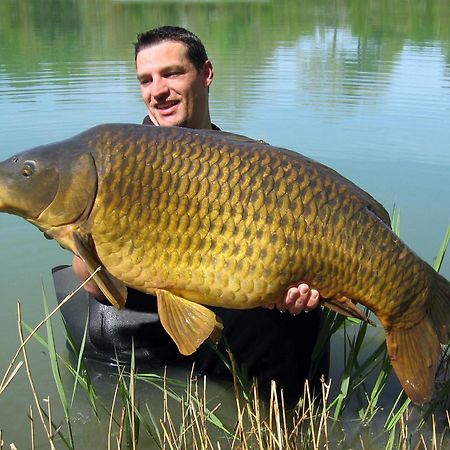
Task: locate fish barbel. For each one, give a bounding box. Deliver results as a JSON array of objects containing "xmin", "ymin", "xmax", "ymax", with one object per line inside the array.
[{"xmin": 0, "ymin": 123, "xmax": 448, "ymax": 404}]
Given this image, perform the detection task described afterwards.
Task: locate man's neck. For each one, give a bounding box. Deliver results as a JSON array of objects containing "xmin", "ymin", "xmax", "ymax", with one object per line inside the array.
[
  {"xmin": 185, "ymin": 112, "xmax": 212, "ymax": 130},
  {"xmin": 144, "ymin": 116, "xmax": 213, "ymax": 130}
]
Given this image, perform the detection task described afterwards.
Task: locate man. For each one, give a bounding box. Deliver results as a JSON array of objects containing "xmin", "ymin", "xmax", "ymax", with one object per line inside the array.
[{"xmin": 59, "ymin": 26, "xmax": 327, "ymax": 401}]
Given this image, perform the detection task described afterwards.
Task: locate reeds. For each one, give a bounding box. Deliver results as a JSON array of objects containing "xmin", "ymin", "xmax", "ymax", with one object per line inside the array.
[
  {"xmin": 0, "ymin": 228, "xmax": 449, "ymax": 449},
  {"xmin": 1, "ymin": 310, "xmax": 449, "ymax": 449}
]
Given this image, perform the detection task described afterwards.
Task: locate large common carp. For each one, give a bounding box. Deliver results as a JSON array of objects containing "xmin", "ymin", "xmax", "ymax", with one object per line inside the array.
[{"xmin": 0, "ymin": 124, "xmax": 449, "ymax": 404}]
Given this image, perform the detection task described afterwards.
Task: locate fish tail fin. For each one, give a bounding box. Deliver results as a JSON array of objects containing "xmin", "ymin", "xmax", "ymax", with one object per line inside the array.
[
  {"xmin": 386, "ymin": 317, "xmax": 440, "ymax": 404},
  {"xmin": 386, "ymin": 272, "xmax": 450, "ymax": 405}
]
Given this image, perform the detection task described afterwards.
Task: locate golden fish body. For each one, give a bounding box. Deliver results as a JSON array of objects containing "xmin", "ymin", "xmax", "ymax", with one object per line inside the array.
[
  {"xmin": 0, "ymin": 123, "xmax": 448, "ymax": 404},
  {"xmin": 89, "ymin": 126, "xmax": 427, "ymax": 321}
]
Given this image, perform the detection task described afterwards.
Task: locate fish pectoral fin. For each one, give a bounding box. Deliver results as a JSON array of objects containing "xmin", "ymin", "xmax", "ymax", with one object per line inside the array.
[
  {"xmin": 156, "ymin": 289, "xmax": 223, "ymax": 356},
  {"xmin": 323, "ymin": 296, "xmax": 374, "ymax": 325},
  {"xmin": 386, "ymin": 317, "xmax": 440, "ymax": 405},
  {"xmin": 73, "ymin": 232, "xmax": 127, "ymax": 309}
]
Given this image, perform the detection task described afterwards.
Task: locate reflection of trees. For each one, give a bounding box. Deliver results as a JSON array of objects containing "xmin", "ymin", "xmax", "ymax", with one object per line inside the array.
[
  {"xmin": 289, "ymin": 28, "xmax": 398, "ymax": 117},
  {"xmin": 1, "ymin": 0, "xmax": 450, "ymax": 116},
  {"xmin": 0, "ymin": 0, "xmax": 82, "ymax": 70}
]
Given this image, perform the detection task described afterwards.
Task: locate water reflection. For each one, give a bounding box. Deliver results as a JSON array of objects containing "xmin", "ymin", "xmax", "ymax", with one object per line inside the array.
[{"xmin": 1, "ymin": 0, "xmax": 449, "ymax": 163}]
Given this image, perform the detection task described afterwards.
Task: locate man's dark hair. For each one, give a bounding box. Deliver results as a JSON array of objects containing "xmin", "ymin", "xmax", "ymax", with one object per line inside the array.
[{"xmin": 134, "ymin": 26, "xmax": 208, "ymax": 71}]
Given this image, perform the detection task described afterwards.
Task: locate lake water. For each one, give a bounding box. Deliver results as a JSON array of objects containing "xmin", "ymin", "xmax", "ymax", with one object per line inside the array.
[{"xmin": 0, "ymin": 0, "xmax": 449, "ymax": 448}]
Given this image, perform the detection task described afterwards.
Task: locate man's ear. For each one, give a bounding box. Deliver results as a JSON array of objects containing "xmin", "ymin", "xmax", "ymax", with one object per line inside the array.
[{"xmin": 203, "ymin": 60, "xmax": 214, "ymax": 87}]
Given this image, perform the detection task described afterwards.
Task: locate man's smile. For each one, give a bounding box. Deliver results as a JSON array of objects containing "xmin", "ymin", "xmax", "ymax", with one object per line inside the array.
[{"xmin": 155, "ymin": 100, "xmax": 179, "ymax": 113}]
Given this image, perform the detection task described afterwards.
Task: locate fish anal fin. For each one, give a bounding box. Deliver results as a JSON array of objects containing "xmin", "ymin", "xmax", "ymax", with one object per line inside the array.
[
  {"xmin": 73, "ymin": 232, "xmax": 127, "ymax": 309},
  {"xmin": 323, "ymin": 295, "xmax": 374, "ymax": 325},
  {"xmin": 156, "ymin": 289, "xmax": 223, "ymax": 355},
  {"xmin": 386, "ymin": 317, "xmax": 440, "ymax": 405}
]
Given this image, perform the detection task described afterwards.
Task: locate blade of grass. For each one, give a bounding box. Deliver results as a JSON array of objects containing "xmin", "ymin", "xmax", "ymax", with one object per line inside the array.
[
  {"xmin": 17, "ymin": 302, "xmax": 57, "ymax": 450},
  {"xmin": 0, "ymin": 267, "xmax": 101, "ymax": 398},
  {"xmin": 391, "ymin": 204, "xmax": 401, "ymax": 236},
  {"xmin": 0, "ymin": 360, "xmax": 23, "ymax": 396},
  {"xmin": 144, "ymin": 403, "xmax": 163, "ymax": 448},
  {"xmin": 332, "ymin": 320, "xmax": 370, "ymax": 417},
  {"xmin": 308, "ymin": 310, "xmax": 346, "ymax": 381},
  {"xmin": 359, "ymin": 347, "xmax": 392, "ymax": 424},
  {"xmin": 67, "ymin": 312, "xmax": 95, "ymax": 412},
  {"xmin": 22, "ymin": 321, "xmax": 94, "ymax": 398},
  {"xmin": 434, "ymin": 226, "xmax": 450, "ymax": 272},
  {"xmin": 42, "ymin": 286, "xmax": 75, "ymax": 449},
  {"xmin": 384, "ymin": 390, "xmax": 410, "ymax": 431}
]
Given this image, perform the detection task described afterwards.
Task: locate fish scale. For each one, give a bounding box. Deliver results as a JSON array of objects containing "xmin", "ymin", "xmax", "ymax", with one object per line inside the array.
[
  {"xmin": 97, "ymin": 137, "xmax": 277, "ymax": 302},
  {"xmin": 0, "ymin": 123, "xmax": 448, "ymax": 404},
  {"xmin": 85, "ymin": 127, "xmax": 411, "ymax": 313}
]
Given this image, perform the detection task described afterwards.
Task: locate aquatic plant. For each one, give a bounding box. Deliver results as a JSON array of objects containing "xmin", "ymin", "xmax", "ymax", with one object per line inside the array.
[{"xmin": 0, "ymin": 228, "xmax": 449, "ymax": 449}]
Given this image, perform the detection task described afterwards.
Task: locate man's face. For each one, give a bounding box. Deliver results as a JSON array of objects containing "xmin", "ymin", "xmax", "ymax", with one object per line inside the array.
[{"xmin": 136, "ymin": 41, "xmax": 214, "ymax": 129}]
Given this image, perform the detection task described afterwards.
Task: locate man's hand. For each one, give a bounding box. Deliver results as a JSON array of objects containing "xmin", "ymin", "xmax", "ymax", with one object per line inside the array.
[
  {"xmin": 72, "ymin": 255, "xmax": 106, "ymax": 300},
  {"xmin": 264, "ymin": 283, "xmax": 320, "ymax": 315}
]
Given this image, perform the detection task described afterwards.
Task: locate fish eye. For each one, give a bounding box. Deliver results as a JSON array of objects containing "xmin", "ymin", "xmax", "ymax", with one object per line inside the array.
[{"xmin": 22, "ymin": 161, "xmax": 36, "ymax": 177}]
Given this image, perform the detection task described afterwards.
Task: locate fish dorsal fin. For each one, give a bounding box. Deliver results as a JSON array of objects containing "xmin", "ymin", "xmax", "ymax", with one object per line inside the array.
[
  {"xmin": 365, "ymin": 202, "xmax": 391, "ymax": 227},
  {"xmin": 156, "ymin": 289, "xmax": 223, "ymax": 355},
  {"xmin": 345, "ymin": 183, "xmax": 391, "ymax": 226},
  {"xmin": 73, "ymin": 231, "xmax": 127, "ymax": 309},
  {"xmin": 386, "ymin": 317, "xmax": 440, "ymax": 404},
  {"xmin": 323, "ymin": 295, "xmax": 374, "ymax": 325}
]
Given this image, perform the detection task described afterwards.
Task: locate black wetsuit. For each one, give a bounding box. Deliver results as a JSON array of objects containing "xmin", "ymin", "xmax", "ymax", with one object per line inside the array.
[{"xmin": 54, "ymin": 119, "xmax": 329, "ymax": 401}]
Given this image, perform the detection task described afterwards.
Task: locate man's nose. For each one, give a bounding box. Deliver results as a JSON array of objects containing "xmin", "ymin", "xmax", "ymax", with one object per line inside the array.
[{"xmin": 151, "ymin": 77, "xmax": 169, "ymax": 98}]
